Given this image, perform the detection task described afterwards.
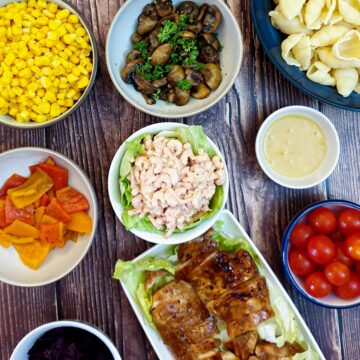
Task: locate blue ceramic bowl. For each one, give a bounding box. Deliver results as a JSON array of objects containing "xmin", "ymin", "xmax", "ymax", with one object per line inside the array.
[
  {"xmin": 282, "ymin": 200, "xmax": 360, "ymax": 309},
  {"xmin": 250, "ymin": 1, "xmax": 360, "ymax": 112}
]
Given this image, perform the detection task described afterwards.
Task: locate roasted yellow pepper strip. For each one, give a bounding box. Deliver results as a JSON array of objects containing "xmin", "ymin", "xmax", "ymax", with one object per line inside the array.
[
  {"xmin": 8, "ymin": 168, "xmax": 53, "ymax": 208},
  {"xmin": 4, "ymin": 219, "xmax": 40, "ymax": 238},
  {"xmin": 14, "ymin": 240, "xmax": 52, "ymax": 270},
  {"xmin": 0, "ymin": 229, "xmax": 35, "ymax": 244}
]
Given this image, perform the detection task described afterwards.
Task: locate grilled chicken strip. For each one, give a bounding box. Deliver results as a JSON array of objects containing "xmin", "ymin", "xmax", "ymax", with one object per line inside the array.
[
  {"xmin": 151, "ymin": 280, "xmax": 219, "ymax": 359},
  {"xmin": 187, "ymin": 250, "xmax": 259, "ymax": 303},
  {"xmin": 207, "ymin": 276, "xmax": 274, "ymax": 337},
  {"xmin": 176, "ymin": 229, "xmax": 218, "ymax": 280},
  {"xmin": 255, "ymin": 341, "xmax": 304, "ymax": 359},
  {"xmin": 225, "ymin": 331, "xmax": 259, "ymax": 360}
]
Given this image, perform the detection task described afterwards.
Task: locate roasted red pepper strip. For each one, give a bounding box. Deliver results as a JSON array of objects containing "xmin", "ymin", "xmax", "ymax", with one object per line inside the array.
[
  {"xmin": 5, "ymin": 197, "xmax": 34, "ymax": 225},
  {"xmin": 38, "ymin": 163, "xmax": 68, "ymax": 191},
  {"xmin": 45, "ymin": 199, "xmax": 71, "ymax": 223},
  {"xmin": 56, "ymin": 187, "xmax": 89, "ymax": 214},
  {"xmin": 0, "ymin": 207, "xmax": 6, "ymax": 228},
  {"xmin": 40, "ymin": 193, "xmax": 50, "ymax": 207},
  {"xmin": 0, "ymin": 174, "xmax": 27, "ymax": 198}
]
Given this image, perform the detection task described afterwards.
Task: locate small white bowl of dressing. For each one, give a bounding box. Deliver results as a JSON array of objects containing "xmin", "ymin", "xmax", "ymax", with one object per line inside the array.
[{"xmin": 255, "ymin": 106, "xmax": 340, "ymax": 189}]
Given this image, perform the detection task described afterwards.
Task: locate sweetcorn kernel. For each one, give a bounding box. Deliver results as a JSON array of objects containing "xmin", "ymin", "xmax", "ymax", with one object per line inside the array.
[{"xmin": 0, "ymin": 0, "xmax": 92, "ymax": 123}]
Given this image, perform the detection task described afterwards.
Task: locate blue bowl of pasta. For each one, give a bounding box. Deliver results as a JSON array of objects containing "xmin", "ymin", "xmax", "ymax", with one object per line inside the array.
[{"xmin": 250, "ymin": 0, "xmax": 360, "ymax": 112}]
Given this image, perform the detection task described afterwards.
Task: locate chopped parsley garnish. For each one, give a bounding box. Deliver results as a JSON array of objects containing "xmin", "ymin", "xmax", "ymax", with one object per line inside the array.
[
  {"xmin": 193, "ymin": 63, "xmax": 205, "ymax": 71},
  {"xmin": 135, "ymin": 60, "xmax": 166, "ymax": 81},
  {"xmin": 158, "ymin": 21, "xmax": 178, "ymax": 43},
  {"xmin": 177, "ymin": 79, "xmax": 192, "ymax": 91},
  {"xmin": 134, "ymin": 40, "xmax": 148, "ymax": 60}
]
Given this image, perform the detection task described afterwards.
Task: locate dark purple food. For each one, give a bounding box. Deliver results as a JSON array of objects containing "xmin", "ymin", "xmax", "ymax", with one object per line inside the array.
[{"xmin": 28, "ymin": 327, "xmax": 114, "ymax": 360}]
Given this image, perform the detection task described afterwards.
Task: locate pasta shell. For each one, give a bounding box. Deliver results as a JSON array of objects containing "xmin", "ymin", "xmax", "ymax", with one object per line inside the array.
[
  {"xmin": 305, "ymin": 0, "xmax": 325, "ymax": 28},
  {"xmin": 322, "ymin": 0, "xmax": 337, "ymax": 25},
  {"xmin": 310, "ymin": 25, "xmax": 350, "ymax": 47},
  {"xmin": 282, "ymin": 34, "xmax": 313, "ymax": 70},
  {"xmin": 333, "ymin": 68, "xmax": 359, "ymax": 97},
  {"xmin": 279, "ymin": 0, "xmax": 306, "ymax": 20},
  {"xmin": 332, "ymin": 30, "xmax": 360, "ymax": 67},
  {"xmin": 317, "ymin": 47, "xmax": 360, "ymax": 68},
  {"xmin": 307, "ymin": 61, "xmax": 336, "ymax": 85},
  {"xmin": 328, "ymin": 11, "xmax": 343, "ymax": 25},
  {"xmin": 338, "ymin": 0, "xmax": 360, "ymax": 26},
  {"xmin": 270, "ymin": 7, "xmax": 313, "ymax": 35}
]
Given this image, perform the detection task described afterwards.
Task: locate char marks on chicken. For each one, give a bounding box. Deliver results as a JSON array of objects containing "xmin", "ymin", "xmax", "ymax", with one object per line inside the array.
[
  {"xmin": 207, "ymin": 276, "xmax": 274, "ymax": 337},
  {"xmin": 187, "ymin": 250, "xmax": 259, "ymax": 303}
]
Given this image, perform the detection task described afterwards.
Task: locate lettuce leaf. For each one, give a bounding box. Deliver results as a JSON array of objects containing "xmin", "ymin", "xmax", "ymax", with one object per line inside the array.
[
  {"xmin": 156, "ymin": 125, "xmax": 217, "ymax": 156},
  {"xmin": 120, "ymin": 134, "xmax": 148, "ymax": 179},
  {"xmin": 119, "ymin": 126, "xmax": 224, "ymax": 234},
  {"xmin": 212, "ymin": 221, "xmax": 261, "ymax": 266},
  {"xmin": 113, "ymin": 256, "xmax": 176, "ymax": 328}
]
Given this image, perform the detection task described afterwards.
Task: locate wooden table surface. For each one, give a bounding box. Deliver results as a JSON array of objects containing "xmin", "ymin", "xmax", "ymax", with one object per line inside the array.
[{"xmin": 1, "ymin": 0, "xmax": 359, "ymax": 359}]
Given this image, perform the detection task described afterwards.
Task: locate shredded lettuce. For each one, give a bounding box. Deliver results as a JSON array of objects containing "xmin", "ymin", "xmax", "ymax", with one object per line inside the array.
[
  {"xmin": 113, "ymin": 256, "xmax": 176, "ymax": 328},
  {"xmin": 118, "ymin": 126, "xmax": 224, "ymax": 234}
]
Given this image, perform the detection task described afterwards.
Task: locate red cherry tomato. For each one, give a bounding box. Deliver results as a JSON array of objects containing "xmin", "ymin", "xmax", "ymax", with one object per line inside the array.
[
  {"xmin": 290, "ymin": 224, "xmax": 314, "ymax": 248},
  {"xmin": 307, "ymin": 235, "xmax": 336, "ymax": 265},
  {"xmin": 338, "ymin": 209, "xmax": 360, "ymax": 235},
  {"xmin": 307, "ymin": 207, "xmax": 337, "ymax": 234},
  {"xmin": 334, "ymin": 242, "xmax": 354, "ymax": 267},
  {"xmin": 289, "ymin": 248, "xmax": 316, "ymax": 276},
  {"xmin": 344, "ymin": 233, "xmax": 360, "ymax": 261},
  {"xmin": 335, "ymin": 273, "xmax": 360, "ymax": 300},
  {"xmin": 325, "ymin": 261, "xmax": 350, "ymax": 286},
  {"xmin": 305, "ymin": 271, "xmax": 332, "ymax": 298}
]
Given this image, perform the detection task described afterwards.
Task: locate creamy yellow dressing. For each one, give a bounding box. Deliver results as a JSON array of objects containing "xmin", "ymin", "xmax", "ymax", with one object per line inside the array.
[{"xmin": 264, "ymin": 115, "xmax": 327, "ymax": 178}]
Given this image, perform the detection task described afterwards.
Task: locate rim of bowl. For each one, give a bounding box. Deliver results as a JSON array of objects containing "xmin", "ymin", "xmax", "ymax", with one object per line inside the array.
[
  {"xmin": 282, "ymin": 199, "xmax": 360, "ymax": 309},
  {"xmin": 255, "ymin": 105, "xmax": 340, "ymax": 189},
  {"xmin": 108, "ymin": 122, "xmax": 229, "ymax": 244},
  {"xmin": 10, "ymin": 320, "xmax": 122, "ymax": 360},
  {"xmin": 249, "ymin": 2, "xmax": 360, "ymax": 113},
  {"xmin": 0, "ymin": 147, "xmax": 99, "ymax": 287},
  {"xmin": 105, "ymin": 0, "xmax": 243, "ymax": 119},
  {"xmin": 0, "ymin": 0, "xmax": 98, "ymax": 130}
]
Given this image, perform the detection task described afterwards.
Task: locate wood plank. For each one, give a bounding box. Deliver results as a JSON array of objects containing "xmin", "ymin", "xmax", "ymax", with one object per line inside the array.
[
  {"xmin": 323, "ymin": 106, "xmax": 360, "ymax": 360},
  {"xmin": 0, "ymin": 285, "xmax": 57, "ymax": 359}
]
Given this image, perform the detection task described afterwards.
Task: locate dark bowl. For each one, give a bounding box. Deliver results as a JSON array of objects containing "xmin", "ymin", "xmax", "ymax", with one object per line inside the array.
[{"xmin": 250, "ymin": 1, "xmax": 360, "ymax": 112}]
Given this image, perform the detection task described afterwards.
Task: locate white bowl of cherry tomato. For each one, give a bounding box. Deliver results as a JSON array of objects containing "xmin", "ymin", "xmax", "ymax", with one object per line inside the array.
[{"xmin": 283, "ymin": 200, "xmax": 360, "ymax": 308}]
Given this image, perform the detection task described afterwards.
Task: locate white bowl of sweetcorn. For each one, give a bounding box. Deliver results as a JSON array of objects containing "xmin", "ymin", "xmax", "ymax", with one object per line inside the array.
[
  {"xmin": 0, "ymin": 0, "xmax": 98, "ymax": 129},
  {"xmin": 255, "ymin": 106, "xmax": 340, "ymax": 189}
]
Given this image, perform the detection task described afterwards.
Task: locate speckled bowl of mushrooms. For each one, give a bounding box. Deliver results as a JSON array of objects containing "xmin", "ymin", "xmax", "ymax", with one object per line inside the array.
[
  {"xmin": 108, "ymin": 123, "xmax": 229, "ymax": 244},
  {"xmin": 106, "ymin": 0, "xmax": 243, "ymax": 118}
]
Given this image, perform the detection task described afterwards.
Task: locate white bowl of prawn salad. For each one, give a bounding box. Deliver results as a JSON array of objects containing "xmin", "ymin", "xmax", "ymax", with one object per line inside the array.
[{"xmin": 108, "ymin": 123, "xmax": 229, "ymax": 244}]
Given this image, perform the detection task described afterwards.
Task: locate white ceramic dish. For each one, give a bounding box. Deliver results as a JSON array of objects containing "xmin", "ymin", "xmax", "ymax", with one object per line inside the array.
[
  {"xmin": 255, "ymin": 106, "xmax": 340, "ymax": 189},
  {"xmin": 0, "ymin": 0, "xmax": 98, "ymax": 129},
  {"xmin": 108, "ymin": 122, "xmax": 229, "ymax": 244},
  {"xmin": 10, "ymin": 320, "xmax": 122, "ymax": 360},
  {"xmin": 119, "ymin": 210, "xmax": 326, "ymax": 360},
  {"xmin": 106, "ymin": 0, "xmax": 243, "ymax": 118},
  {"xmin": 283, "ymin": 200, "xmax": 360, "ymax": 309},
  {"xmin": 0, "ymin": 148, "xmax": 98, "ymax": 287}
]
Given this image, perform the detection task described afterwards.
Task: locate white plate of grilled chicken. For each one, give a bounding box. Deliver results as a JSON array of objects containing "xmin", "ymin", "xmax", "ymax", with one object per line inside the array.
[{"xmin": 115, "ymin": 210, "xmax": 326, "ymax": 360}]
